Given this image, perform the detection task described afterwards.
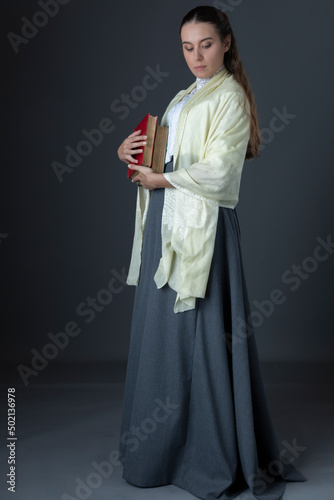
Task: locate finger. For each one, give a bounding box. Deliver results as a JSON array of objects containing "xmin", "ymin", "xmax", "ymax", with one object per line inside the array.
[
  {"xmin": 128, "ymin": 135, "xmax": 148, "ymax": 144},
  {"xmin": 128, "ymin": 130, "xmax": 148, "ymax": 141},
  {"xmin": 126, "ymin": 148, "xmax": 145, "ymax": 155},
  {"xmin": 128, "ymin": 166, "xmax": 144, "ymax": 182},
  {"xmin": 130, "ymin": 172, "xmax": 139, "ymax": 183},
  {"xmin": 128, "ymin": 129, "xmax": 142, "ymax": 138},
  {"xmin": 129, "ymin": 140, "xmax": 147, "ymax": 148},
  {"xmin": 126, "ymin": 155, "xmax": 139, "ymax": 163},
  {"xmin": 129, "ymin": 164, "xmax": 145, "ymax": 173}
]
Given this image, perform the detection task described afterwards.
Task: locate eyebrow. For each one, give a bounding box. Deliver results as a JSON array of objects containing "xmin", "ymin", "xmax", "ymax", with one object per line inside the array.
[{"xmin": 182, "ymin": 37, "xmax": 214, "ymax": 44}]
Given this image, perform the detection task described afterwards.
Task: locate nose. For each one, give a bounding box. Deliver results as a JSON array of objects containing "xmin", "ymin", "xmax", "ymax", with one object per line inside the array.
[{"xmin": 193, "ymin": 47, "xmax": 203, "ymax": 61}]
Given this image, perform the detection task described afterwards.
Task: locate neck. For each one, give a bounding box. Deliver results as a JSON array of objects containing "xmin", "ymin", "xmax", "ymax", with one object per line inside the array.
[{"xmin": 196, "ymin": 64, "xmax": 225, "ymax": 88}]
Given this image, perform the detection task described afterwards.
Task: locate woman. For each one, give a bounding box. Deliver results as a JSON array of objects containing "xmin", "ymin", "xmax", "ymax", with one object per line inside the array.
[{"xmin": 117, "ymin": 6, "xmax": 305, "ymax": 500}]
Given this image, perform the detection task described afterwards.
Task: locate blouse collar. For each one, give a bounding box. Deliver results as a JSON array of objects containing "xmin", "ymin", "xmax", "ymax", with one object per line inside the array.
[{"xmin": 195, "ymin": 64, "xmax": 225, "ymax": 91}]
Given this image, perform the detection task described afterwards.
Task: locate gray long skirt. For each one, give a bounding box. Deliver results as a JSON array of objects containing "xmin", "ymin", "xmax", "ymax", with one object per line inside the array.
[{"xmin": 119, "ymin": 160, "xmax": 305, "ymax": 500}]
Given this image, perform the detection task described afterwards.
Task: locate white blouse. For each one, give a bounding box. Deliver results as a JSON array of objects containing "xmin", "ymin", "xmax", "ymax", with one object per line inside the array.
[{"xmin": 164, "ymin": 65, "xmax": 225, "ymax": 164}]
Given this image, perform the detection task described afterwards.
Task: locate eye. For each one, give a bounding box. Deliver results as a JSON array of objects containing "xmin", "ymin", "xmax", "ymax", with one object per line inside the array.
[
  {"xmin": 184, "ymin": 47, "xmax": 193, "ymax": 52},
  {"xmin": 203, "ymin": 44, "xmax": 212, "ymax": 49}
]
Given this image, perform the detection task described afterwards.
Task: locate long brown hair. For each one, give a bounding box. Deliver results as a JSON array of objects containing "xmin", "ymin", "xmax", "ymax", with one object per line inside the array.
[{"xmin": 180, "ymin": 6, "xmax": 261, "ymax": 159}]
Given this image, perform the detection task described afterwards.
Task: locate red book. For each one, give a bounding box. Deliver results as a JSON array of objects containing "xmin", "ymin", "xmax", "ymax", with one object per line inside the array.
[{"xmin": 128, "ymin": 113, "xmax": 168, "ymax": 178}]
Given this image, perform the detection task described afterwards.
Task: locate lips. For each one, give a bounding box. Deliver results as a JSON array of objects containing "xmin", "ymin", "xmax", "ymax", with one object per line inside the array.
[{"xmin": 195, "ymin": 66, "xmax": 206, "ymax": 70}]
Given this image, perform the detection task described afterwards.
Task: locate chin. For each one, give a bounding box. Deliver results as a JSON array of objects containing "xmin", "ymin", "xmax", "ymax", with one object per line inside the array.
[{"xmin": 194, "ymin": 68, "xmax": 210, "ymax": 77}]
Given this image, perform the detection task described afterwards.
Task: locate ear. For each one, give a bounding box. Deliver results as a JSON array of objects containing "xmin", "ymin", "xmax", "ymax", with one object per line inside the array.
[{"xmin": 224, "ymin": 34, "xmax": 231, "ymax": 52}]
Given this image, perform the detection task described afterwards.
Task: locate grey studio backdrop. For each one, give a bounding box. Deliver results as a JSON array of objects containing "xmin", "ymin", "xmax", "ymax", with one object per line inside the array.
[{"xmin": 1, "ymin": 0, "xmax": 334, "ymax": 385}]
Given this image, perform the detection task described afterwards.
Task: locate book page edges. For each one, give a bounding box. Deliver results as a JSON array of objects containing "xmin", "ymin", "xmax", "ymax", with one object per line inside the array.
[
  {"xmin": 142, "ymin": 115, "xmax": 157, "ymax": 166},
  {"xmin": 152, "ymin": 126, "xmax": 168, "ymax": 174}
]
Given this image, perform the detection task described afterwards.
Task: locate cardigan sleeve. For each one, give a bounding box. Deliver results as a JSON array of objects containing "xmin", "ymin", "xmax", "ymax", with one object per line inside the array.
[{"xmin": 164, "ymin": 91, "xmax": 251, "ymax": 206}]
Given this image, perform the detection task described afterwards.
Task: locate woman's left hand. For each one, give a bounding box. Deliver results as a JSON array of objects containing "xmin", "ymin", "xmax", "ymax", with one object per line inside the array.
[{"xmin": 129, "ymin": 164, "xmax": 173, "ymax": 190}]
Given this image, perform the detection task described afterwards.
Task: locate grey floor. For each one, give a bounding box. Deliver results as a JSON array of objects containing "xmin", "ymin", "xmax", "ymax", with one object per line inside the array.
[{"xmin": 1, "ymin": 363, "xmax": 334, "ymax": 500}]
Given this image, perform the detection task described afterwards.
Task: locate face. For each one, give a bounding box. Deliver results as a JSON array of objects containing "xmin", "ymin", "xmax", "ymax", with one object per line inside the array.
[{"xmin": 180, "ymin": 22, "xmax": 230, "ymax": 79}]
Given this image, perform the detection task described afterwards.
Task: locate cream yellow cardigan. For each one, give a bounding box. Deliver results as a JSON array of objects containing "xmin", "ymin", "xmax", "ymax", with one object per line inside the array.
[{"xmin": 126, "ymin": 67, "xmax": 251, "ymax": 313}]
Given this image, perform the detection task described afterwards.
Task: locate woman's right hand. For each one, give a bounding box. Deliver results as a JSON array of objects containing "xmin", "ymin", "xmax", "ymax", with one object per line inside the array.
[{"xmin": 117, "ymin": 129, "xmax": 147, "ymax": 164}]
